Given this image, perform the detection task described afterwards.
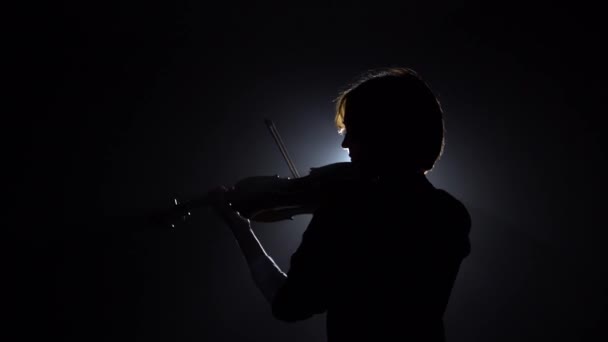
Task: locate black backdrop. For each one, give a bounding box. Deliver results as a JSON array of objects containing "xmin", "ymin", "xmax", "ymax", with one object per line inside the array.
[{"xmin": 7, "ymin": 2, "xmax": 607, "ymax": 341}]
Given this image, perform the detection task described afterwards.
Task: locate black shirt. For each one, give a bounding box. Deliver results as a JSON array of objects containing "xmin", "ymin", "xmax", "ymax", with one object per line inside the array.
[{"xmin": 272, "ymin": 172, "xmax": 471, "ymax": 342}]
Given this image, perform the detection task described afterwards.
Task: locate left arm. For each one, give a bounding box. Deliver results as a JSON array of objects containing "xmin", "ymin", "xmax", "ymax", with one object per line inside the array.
[{"xmin": 211, "ymin": 187, "xmax": 287, "ymax": 304}]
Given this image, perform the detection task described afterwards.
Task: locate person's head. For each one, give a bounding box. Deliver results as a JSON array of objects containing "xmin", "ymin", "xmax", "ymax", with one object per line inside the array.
[{"xmin": 334, "ymin": 67, "xmax": 445, "ymax": 175}]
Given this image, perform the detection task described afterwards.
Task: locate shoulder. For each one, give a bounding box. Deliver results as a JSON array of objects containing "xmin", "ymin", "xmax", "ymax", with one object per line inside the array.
[{"xmin": 427, "ymin": 189, "xmax": 472, "ymax": 257}]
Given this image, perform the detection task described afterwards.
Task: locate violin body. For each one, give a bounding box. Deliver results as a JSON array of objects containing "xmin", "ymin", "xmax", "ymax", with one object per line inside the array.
[{"xmin": 158, "ymin": 162, "xmax": 358, "ymax": 228}]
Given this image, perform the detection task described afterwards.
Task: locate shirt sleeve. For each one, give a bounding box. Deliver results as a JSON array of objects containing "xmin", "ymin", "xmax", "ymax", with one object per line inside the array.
[{"xmin": 271, "ymin": 207, "xmax": 333, "ymax": 322}]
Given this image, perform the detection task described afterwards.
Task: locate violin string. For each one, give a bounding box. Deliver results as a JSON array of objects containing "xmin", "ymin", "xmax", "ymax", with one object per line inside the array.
[{"xmin": 264, "ymin": 119, "xmax": 301, "ymax": 178}]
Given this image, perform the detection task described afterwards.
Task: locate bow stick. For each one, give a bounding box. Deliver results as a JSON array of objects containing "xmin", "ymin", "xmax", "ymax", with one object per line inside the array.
[{"xmin": 264, "ymin": 118, "xmax": 301, "ymax": 179}]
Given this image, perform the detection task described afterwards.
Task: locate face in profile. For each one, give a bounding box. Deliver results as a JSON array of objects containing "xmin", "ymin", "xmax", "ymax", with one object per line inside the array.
[
  {"xmin": 341, "ymin": 131, "xmax": 357, "ymax": 162},
  {"xmin": 340, "ymin": 121, "xmax": 372, "ymax": 164}
]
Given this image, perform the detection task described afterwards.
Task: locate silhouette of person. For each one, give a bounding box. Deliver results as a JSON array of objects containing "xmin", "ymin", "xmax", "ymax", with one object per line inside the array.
[{"xmin": 211, "ymin": 67, "xmax": 472, "ymax": 342}]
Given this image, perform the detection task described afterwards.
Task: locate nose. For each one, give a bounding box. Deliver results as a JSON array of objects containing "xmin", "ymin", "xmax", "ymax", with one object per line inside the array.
[{"xmin": 341, "ymin": 133, "xmax": 350, "ymax": 149}]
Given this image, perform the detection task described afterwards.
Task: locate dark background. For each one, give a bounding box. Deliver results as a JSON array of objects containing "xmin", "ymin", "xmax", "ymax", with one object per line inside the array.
[{"xmin": 7, "ymin": 2, "xmax": 607, "ymax": 341}]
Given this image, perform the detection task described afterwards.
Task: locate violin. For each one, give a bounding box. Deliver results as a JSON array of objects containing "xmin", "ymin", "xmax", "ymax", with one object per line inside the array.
[{"xmin": 155, "ymin": 119, "xmax": 357, "ymax": 229}]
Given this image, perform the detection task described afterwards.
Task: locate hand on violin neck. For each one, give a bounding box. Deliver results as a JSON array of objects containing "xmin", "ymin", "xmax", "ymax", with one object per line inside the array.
[{"xmin": 210, "ymin": 186, "xmax": 251, "ymax": 231}]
